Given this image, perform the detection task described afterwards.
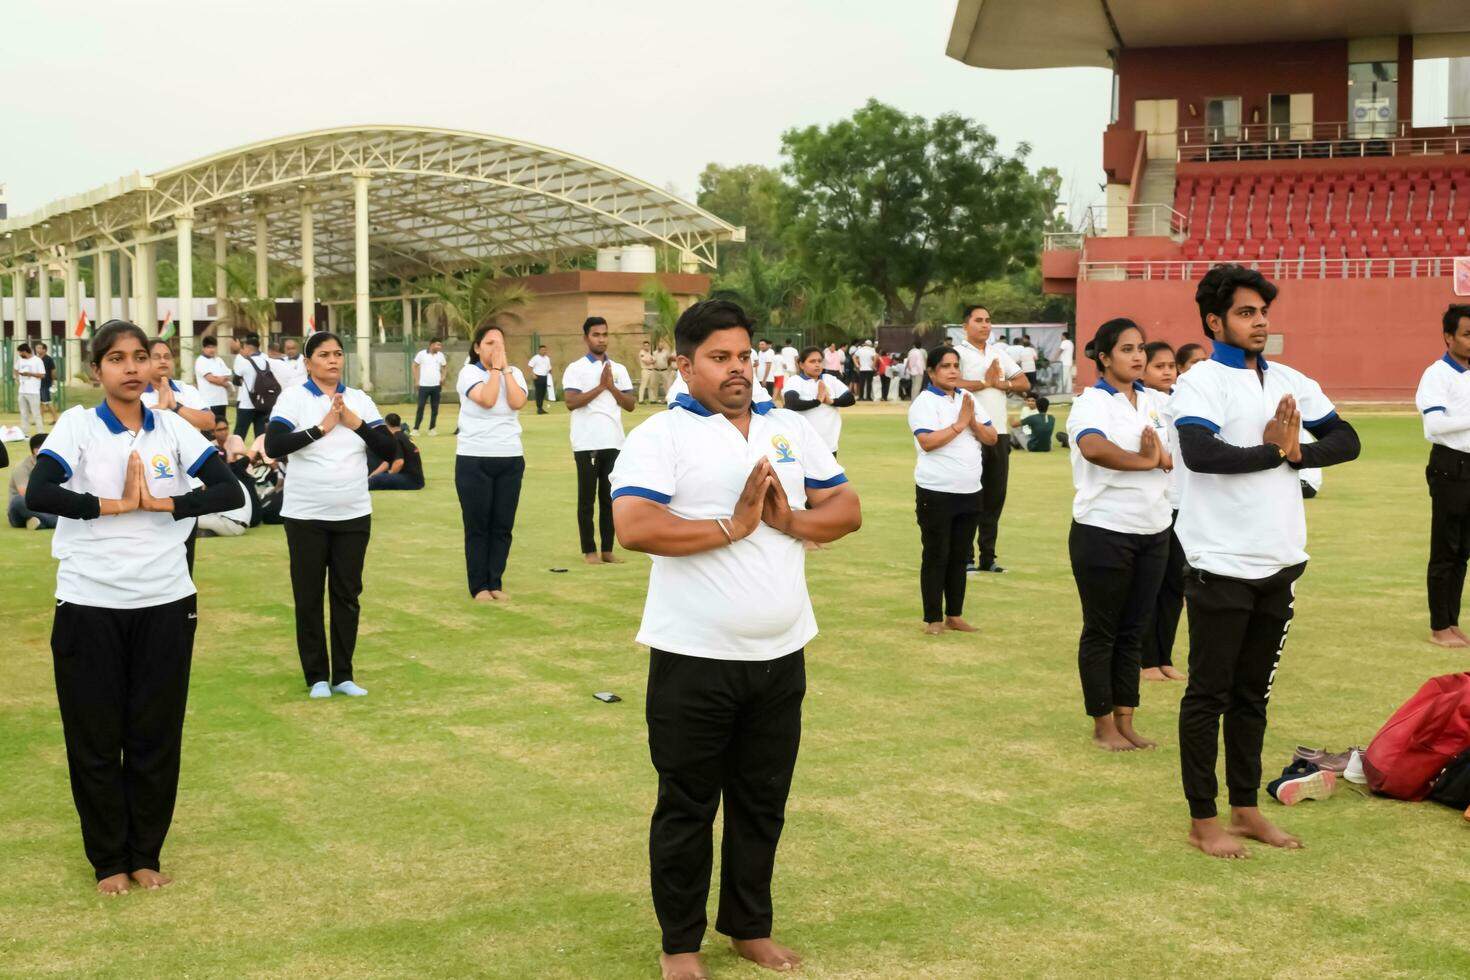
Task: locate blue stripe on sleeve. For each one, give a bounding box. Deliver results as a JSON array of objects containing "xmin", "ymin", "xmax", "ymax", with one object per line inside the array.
[
  {"xmin": 610, "ymin": 486, "xmax": 672, "ymax": 504},
  {"xmin": 186, "ymin": 446, "xmax": 219, "ymax": 477},
  {"xmin": 1074, "ymin": 427, "xmax": 1107, "ymax": 442},
  {"xmin": 804, "ymin": 473, "xmax": 849, "ymax": 489},
  {"xmin": 1423, "ymin": 406, "xmax": 1447, "ymax": 415},
  {"xmin": 1174, "ymin": 416, "xmax": 1220, "ymax": 433},
  {"xmin": 268, "ymin": 415, "xmax": 294, "ymax": 427},
  {"xmin": 1303, "ymin": 410, "xmax": 1338, "ymax": 436},
  {"xmin": 368, "ymin": 419, "xmax": 386, "ymax": 428},
  {"xmin": 39, "ymin": 448, "xmax": 72, "ymax": 480},
  {"xmin": 912, "ymin": 428, "xmax": 934, "ymax": 435}
]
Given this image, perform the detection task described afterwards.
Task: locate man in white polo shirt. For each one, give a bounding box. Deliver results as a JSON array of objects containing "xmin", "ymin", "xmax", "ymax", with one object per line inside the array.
[
  {"xmin": 412, "ymin": 337, "xmax": 449, "ymax": 435},
  {"xmin": 527, "ymin": 344, "xmax": 553, "ymax": 414},
  {"xmin": 610, "ymin": 299, "xmax": 861, "ymax": 980},
  {"xmin": 1416, "ymin": 304, "xmax": 1470, "ymax": 648},
  {"xmin": 778, "ymin": 337, "xmax": 799, "ymax": 396},
  {"xmin": 954, "ymin": 304, "xmax": 1029, "ymax": 573},
  {"xmin": 193, "ymin": 335, "xmax": 232, "ymax": 424},
  {"xmin": 1167, "ymin": 264, "xmax": 1359, "ymax": 860},
  {"xmin": 561, "ymin": 316, "xmax": 635, "ymax": 564},
  {"xmin": 14, "ymin": 342, "xmax": 46, "ymax": 435}
]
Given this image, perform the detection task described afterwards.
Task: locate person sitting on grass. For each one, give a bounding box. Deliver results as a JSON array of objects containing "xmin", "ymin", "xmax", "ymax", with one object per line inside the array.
[
  {"xmin": 1008, "ymin": 395, "xmax": 1055, "ymax": 452},
  {"xmin": 8, "ymin": 433, "xmax": 59, "ymax": 530},
  {"xmin": 367, "ymin": 414, "xmax": 425, "ymax": 491}
]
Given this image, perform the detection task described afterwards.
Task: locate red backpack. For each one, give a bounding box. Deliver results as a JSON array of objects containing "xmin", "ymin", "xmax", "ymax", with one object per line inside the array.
[{"xmin": 1364, "ymin": 672, "xmax": 1470, "ymax": 800}]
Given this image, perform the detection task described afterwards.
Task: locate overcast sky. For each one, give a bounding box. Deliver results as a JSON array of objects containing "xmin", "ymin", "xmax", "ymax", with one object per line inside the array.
[{"xmin": 1, "ymin": 0, "xmax": 1109, "ymax": 219}]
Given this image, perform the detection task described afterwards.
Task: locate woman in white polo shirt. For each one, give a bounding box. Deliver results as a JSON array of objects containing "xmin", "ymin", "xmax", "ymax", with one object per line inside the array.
[
  {"xmin": 456, "ymin": 323, "xmax": 528, "ymax": 602},
  {"xmin": 1065, "ymin": 318, "xmax": 1173, "ymax": 752},
  {"xmin": 142, "ymin": 338, "xmax": 216, "ymax": 431},
  {"xmin": 1139, "ymin": 340, "xmax": 1188, "ymax": 682},
  {"xmin": 783, "ymin": 346, "xmax": 856, "ymax": 456},
  {"xmin": 24, "ymin": 320, "xmax": 242, "ymax": 895},
  {"xmin": 264, "ymin": 331, "xmax": 396, "ymax": 700},
  {"xmin": 909, "ymin": 346, "xmax": 998, "ymax": 635}
]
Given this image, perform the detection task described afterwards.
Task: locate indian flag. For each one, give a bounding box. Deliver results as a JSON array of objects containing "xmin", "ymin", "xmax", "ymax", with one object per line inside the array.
[
  {"xmin": 72, "ymin": 310, "xmax": 89, "ymax": 338},
  {"xmin": 306, "ymin": 314, "xmax": 316, "ymax": 334},
  {"xmin": 377, "ymin": 313, "xmax": 386, "ymax": 343},
  {"xmin": 159, "ymin": 311, "xmax": 176, "ymax": 340}
]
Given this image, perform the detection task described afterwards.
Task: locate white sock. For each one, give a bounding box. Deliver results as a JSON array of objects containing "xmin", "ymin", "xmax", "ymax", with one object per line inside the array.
[
  {"xmin": 309, "ymin": 681, "xmax": 332, "ymax": 699},
  {"xmin": 333, "ymin": 680, "xmax": 368, "ymax": 697}
]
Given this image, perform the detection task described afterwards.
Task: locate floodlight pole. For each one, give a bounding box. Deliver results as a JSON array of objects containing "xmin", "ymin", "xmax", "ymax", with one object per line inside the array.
[
  {"xmin": 177, "ymin": 211, "xmax": 194, "ymax": 375},
  {"xmin": 353, "ymin": 172, "xmax": 372, "ymax": 390}
]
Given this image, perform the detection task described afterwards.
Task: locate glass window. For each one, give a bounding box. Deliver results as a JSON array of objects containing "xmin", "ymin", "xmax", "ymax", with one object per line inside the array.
[
  {"xmin": 1348, "ymin": 61, "xmax": 1398, "ymax": 137},
  {"xmin": 1205, "ymin": 97, "xmax": 1242, "ymax": 142},
  {"xmin": 1268, "ymin": 94, "xmax": 1291, "ymax": 140}
]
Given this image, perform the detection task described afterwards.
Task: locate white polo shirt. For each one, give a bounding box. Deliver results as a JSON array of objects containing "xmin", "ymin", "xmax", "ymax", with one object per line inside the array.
[
  {"xmin": 562, "ymin": 354, "xmax": 633, "ymax": 452},
  {"xmin": 528, "ymin": 353, "xmax": 552, "ymax": 378},
  {"xmin": 955, "ymin": 338, "xmax": 1023, "ymax": 435},
  {"xmin": 665, "ymin": 374, "xmax": 772, "ymax": 407},
  {"xmin": 784, "ymin": 373, "xmax": 849, "ymax": 452},
  {"xmin": 908, "ymin": 384, "xmax": 991, "ymax": 494},
  {"xmin": 17, "ymin": 355, "xmax": 44, "ymax": 395},
  {"xmin": 1167, "ymin": 344, "xmax": 1337, "ymax": 579},
  {"xmin": 610, "ymin": 396, "xmax": 847, "ymax": 660},
  {"xmin": 780, "ymin": 346, "xmax": 799, "ymax": 376},
  {"xmin": 269, "ymin": 379, "xmax": 385, "ymax": 521},
  {"xmin": 854, "ymin": 345, "xmax": 877, "ymax": 371},
  {"xmin": 270, "ymin": 354, "xmax": 308, "ymax": 390},
  {"xmin": 414, "ymin": 349, "xmax": 448, "ymax": 387},
  {"xmin": 141, "ymin": 379, "xmax": 209, "ymax": 413},
  {"xmin": 233, "ymin": 352, "xmax": 269, "ymax": 408},
  {"xmin": 194, "ymin": 354, "xmax": 231, "ymax": 406},
  {"xmin": 42, "ymin": 402, "xmax": 219, "ymax": 609},
  {"xmin": 1066, "ymin": 380, "xmax": 1172, "ymax": 535},
  {"xmin": 754, "ymin": 348, "xmax": 778, "ymax": 383},
  {"xmin": 1416, "ymin": 353, "xmax": 1470, "ymax": 452},
  {"xmin": 456, "ymin": 362, "xmax": 527, "ymax": 457}
]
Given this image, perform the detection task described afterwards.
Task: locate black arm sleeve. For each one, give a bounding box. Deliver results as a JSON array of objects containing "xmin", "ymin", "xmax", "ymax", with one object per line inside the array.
[
  {"xmin": 1296, "ymin": 416, "xmax": 1361, "ymax": 470},
  {"xmin": 352, "ymin": 421, "xmax": 398, "ymax": 461},
  {"xmin": 783, "ymin": 392, "xmax": 820, "ymax": 411},
  {"xmin": 25, "ymin": 454, "xmax": 100, "ymax": 520},
  {"xmin": 171, "ymin": 453, "xmax": 244, "ymax": 520},
  {"xmin": 0, "ymin": 441, "xmax": 8, "ymax": 469},
  {"xmin": 831, "ymin": 390, "xmax": 856, "ymax": 408},
  {"xmin": 264, "ymin": 419, "xmax": 317, "ymax": 458},
  {"xmin": 1176, "ymin": 424, "xmax": 1285, "ymax": 475}
]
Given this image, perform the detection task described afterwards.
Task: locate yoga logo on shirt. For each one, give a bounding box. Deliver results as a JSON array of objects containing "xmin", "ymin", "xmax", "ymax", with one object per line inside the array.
[
  {"xmin": 771, "ymin": 435, "xmax": 797, "ymax": 464},
  {"xmin": 150, "ymin": 454, "xmax": 176, "ymax": 480},
  {"xmin": 1149, "ymin": 409, "xmax": 1164, "ymax": 429}
]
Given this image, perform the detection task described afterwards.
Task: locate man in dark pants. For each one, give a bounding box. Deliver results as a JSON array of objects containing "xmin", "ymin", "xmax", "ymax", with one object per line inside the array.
[
  {"xmin": 412, "ymin": 337, "xmax": 448, "ymax": 435},
  {"xmin": 1168, "ymin": 264, "xmax": 1359, "ymax": 859},
  {"xmin": 367, "ymin": 414, "xmax": 425, "ymax": 491},
  {"xmin": 561, "ymin": 316, "xmax": 635, "ymax": 564},
  {"xmin": 1415, "ymin": 304, "xmax": 1470, "ymax": 648},
  {"xmin": 528, "ymin": 344, "xmax": 552, "ymax": 414},
  {"xmin": 610, "ymin": 299, "xmax": 862, "ymax": 980}
]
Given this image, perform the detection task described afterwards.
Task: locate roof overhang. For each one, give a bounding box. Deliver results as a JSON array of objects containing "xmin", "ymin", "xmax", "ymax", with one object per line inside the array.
[{"xmin": 946, "ymin": 0, "xmax": 1470, "ymax": 70}]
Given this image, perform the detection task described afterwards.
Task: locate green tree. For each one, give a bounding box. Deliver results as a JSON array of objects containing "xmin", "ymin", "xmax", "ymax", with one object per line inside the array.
[
  {"xmin": 695, "ymin": 163, "xmax": 786, "ymax": 267},
  {"xmin": 640, "ymin": 278, "xmax": 682, "ymax": 347},
  {"xmin": 780, "ymin": 99, "xmax": 1058, "ymax": 324},
  {"xmin": 419, "ymin": 262, "xmax": 532, "ymax": 339},
  {"xmin": 709, "ymin": 251, "xmax": 808, "ymax": 336}
]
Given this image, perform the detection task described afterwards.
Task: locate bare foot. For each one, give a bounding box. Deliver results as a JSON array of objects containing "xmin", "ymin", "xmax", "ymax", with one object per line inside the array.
[
  {"xmin": 489, "ymin": 590, "xmax": 509, "ymax": 601},
  {"xmin": 1454, "ymin": 626, "xmax": 1470, "ymax": 643},
  {"xmin": 660, "ymin": 952, "xmax": 710, "ymax": 980},
  {"xmin": 1091, "ymin": 715, "xmax": 1137, "ymax": 752},
  {"xmin": 600, "ymin": 552, "xmax": 624, "ymax": 564},
  {"xmin": 130, "ymin": 868, "xmax": 172, "ymax": 889},
  {"xmin": 924, "ymin": 622, "xmax": 945, "ymax": 635},
  {"xmin": 583, "ymin": 553, "xmax": 602, "ymax": 565},
  {"xmin": 732, "ymin": 937, "xmax": 803, "ymax": 972},
  {"xmin": 1114, "ymin": 711, "xmax": 1156, "ymax": 749},
  {"xmin": 1228, "ymin": 806, "xmax": 1302, "ymax": 849},
  {"xmin": 474, "ymin": 590, "xmax": 496, "ymax": 603},
  {"xmin": 1189, "ymin": 817, "xmax": 1249, "ymax": 859},
  {"xmin": 1141, "ymin": 667, "xmax": 1167, "ymax": 681},
  {"xmin": 944, "ymin": 616, "xmax": 978, "ymax": 632},
  {"xmin": 97, "ymin": 873, "xmax": 130, "ymax": 895},
  {"xmin": 1430, "ymin": 628, "xmax": 1468, "ymax": 648},
  {"xmin": 1160, "ymin": 665, "xmax": 1187, "ymax": 681}
]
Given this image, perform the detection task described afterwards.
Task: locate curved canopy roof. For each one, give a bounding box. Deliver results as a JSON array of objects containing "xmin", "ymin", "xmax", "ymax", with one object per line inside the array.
[{"xmin": 1, "ymin": 125, "xmax": 740, "ymax": 277}]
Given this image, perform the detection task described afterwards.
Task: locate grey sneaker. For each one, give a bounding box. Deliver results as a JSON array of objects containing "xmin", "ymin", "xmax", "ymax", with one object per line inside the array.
[{"xmin": 1292, "ymin": 746, "xmax": 1353, "ymax": 774}]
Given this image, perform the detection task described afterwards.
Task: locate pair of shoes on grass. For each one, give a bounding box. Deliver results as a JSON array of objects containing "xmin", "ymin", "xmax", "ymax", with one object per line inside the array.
[
  {"xmin": 1292, "ymin": 745, "xmax": 1367, "ymax": 784},
  {"xmin": 309, "ymin": 681, "xmax": 368, "ymax": 699}
]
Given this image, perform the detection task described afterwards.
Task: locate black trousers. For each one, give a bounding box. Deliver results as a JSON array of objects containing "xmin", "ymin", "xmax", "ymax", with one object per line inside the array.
[
  {"xmin": 1069, "ymin": 521, "xmax": 1169, "ymax": 716},
  {"xmin": 414, "ymin": 385, "xmax": 442, "ymax": 430},
  {"xmin": 880, "ymin": 375, "xmax": 892, "ymax": 400},
  {"xmin": 916, "ymin": 487, "xmax": 982, "ymax": 622},
  {"xmin": 233, "ymin": 407, "xmax": 264, "ymax": 438},
  {"xmin": 972, "ymin": 439, "xmax": 1010, "ymax": 567},
  {"xmin": 1142, "ymin": 513, "xmax": 1187, "ymax": 669},
  {"xmin": 858, "ymin": 369, "xmax": 875, "ymax": 399},
  {"xmin": 284, "ymin": 515, "xmax": 371, "ymax": 686},
  {"xmin": 898, "ymin": 377, "xmax": 912, "ymax": 401},
  {"xmin": 209, "ymin": 405, "xmax": 228, "ymax": 424},
  {"xmin": 51, "ymin": 595, "xmax": 196, "ymax": 879},
  {"xmin": 1426, "ymin": 444, "xmax": 1470, "ymax": 630},
  {"xmin": 455, "ymin": 455, "xmax": 525, "ymax": 595},
  {"xmin": 647, "ymin": 648, "xmax": 805, "ymax": 955},
  {"xmin": 574, "ymin": 448, "xmax": 619, "ymax": 554},
  {"xmin": 1178, "ymin": 561, "xmax": 1305, "ymax": 818},
  {"xmin": 534, "ymin": 375, "xmax": 548, "ymax": 412}
]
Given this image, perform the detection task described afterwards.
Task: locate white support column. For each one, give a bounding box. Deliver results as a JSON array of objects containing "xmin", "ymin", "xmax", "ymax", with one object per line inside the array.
[
  {"xmin": 36, "ymin": 260, "xmax": 51, "ymax": 342},
  {"xmin": 177, "ymin": 212, "xmax": 195, "ymax": 378},
  {"xmin": 97, "ymin": 249, "xmax": 113, "ymax": 324},
  {"xmin": 353, "ymin": 173, "xmax": 372, "ymax": 389},
  {"xmin": 215, "ymin": 221, "xmax": 228, "ymax": 314},
  {"xmin": 327, "ymin": 302, "xmax": 338, "ymax": 334},
  {"xmin": 64, "ymin": 255, "xmax": 81, "ymax": 374},
  {"xmin": 118, "ymin": 248, "xmax": 131, "ymax": 322},
  {"xmin": 300, "ymin": 198, "xmax": 316, "ymax": 334},
  {"xmin": 401, "ymin": 292, "xmax": 412, "ymax": 341},
  {"xmin": 11, "ymin": 269, "xmax": 26, "ymax": 338},
  {"xmin": 255, "ymin": 208, "xmax": 269, "ymax": 300},
  {"xmin": 135, "ymin": 229, "xmax": 157, "ymax": 332}
]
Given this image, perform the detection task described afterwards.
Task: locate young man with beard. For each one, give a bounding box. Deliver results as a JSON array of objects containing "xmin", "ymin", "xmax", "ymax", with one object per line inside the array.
[{"xmin": 611, "ymin": 300, "xmax": 861, "ymax": 980}]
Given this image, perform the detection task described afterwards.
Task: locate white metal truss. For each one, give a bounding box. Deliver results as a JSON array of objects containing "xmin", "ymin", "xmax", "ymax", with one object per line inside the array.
[{"xmin": 0, "ymin": 125, "xmax": 738, "ymax": 277}]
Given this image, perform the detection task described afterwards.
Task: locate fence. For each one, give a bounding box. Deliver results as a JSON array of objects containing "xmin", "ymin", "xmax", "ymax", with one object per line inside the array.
[
  {"xmin": 1, "ymin": 341, "xmax": 72, "ymax": 415},
  {"xmin": 1080, "ymin": 255, "xmax": 1461, "ymax": 282}
]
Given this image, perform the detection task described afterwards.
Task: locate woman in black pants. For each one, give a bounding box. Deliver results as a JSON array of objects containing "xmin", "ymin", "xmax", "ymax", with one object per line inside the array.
[
  {"xmin": 1140, "ymin": 340, "xmax": 1188, "ymax": 681},
  {"xmin": 454, "ymin": 323, "xmax": 528, "ymax": 602},
  {"xmin": 1064, "ymin": 318, "xmax": 1174, "ymax": 751},
  {"xmin": 265, "ymin": 332, "xmax": 395, "ymax": 700},
  {"xmin": 908, "ymin": 346, "xmax": 998, "ymax": 635},
  {"xmin": 26, "ymin": 320, "xmax": 242, "ymax": 894}
]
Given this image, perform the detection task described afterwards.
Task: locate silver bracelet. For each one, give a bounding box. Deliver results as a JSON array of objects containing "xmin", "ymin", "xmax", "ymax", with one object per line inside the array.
[{"xmin": 715, "ymin": 518, "xmax": 734, "ymax": 544}]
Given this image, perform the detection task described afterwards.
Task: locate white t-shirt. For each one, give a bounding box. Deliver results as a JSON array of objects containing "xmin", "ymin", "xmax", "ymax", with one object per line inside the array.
[
  {"xmin": 779, "ymin": 346, "xmax": 799, "ymax": 376},
  {"xmin": 42, "ymin": 403, "xmax": 221, "ymax": 609},
  {"xmin": 1416, "ymin": 353, "xmax": 1470, "ymax": 453},
  {"xmin": 665, "ymin": 374, "xmax": 772, "ymax": 408},
  {"xmin": 1058, "ymin": 338, "xmax": 1075, "ymax": 364},
  {"xmin": 16, "ymin": 355, "xmax": 45, "ymax": 395},
  {"xmin": 414, "ymin": 349, "xmax": 448, "ymax": 387},
  {"xmin": 610, "ymin": 399, "xmax": 847, "ymax": 660},
  {"xmin": 905, "ymin": 347, "xmax": 927, "ymax": 377},
  {"xmin": 193, "ymin": 354, "xmax": 230, "ymax": 404},
  {"xmin": 269, "ymin": 379, "xmax": 385, "ymax": 521},
  {"xmin": 783, "ymin": 373, "xmax": 849, "ymax": 452},
  {"xmin": 141, "ymin": 379, "xmax": 209, "ymax": 413},
  {"xmin": 1167, "ymin": 347, "xmax": 1337, "ymax": 579},
  {"xmin": 955, "ymin": 338, "xmax": 1023, "ymax": 435},
  {"xmin": 755, "ymin": 349, "xmax": 778, "ymax": 383},
  {"xmin": 908, "ymin": 385, "xmax": 991, "ymax": 494},
  {"xmin": 1066, "ymin": 381, "xmax": 1172, "ymax": 535},
  {"xmin": 1016, "ymin": 346, "xmax": 1038, "ymax": 373},
  {"xmin": 561, "ymin": 354, "xmax": 633, "ymax": 451},
  {"xmin": 456, "ymin": 362, "xmax": 526, "ymax": 457},
  {"xmin": 270, "ymin": 355, "xmax": 308, "ymax": 390},
  {"xmin": 233, "ymin": 353, "xmax": 269, "ymax": 408},
  {"xmin": 854, "ymin": 346, "xmax": 877, "ymax": 371},
  {"xmin": 528, "ymin": 354, "xmax": 552, "ymax": 378}
]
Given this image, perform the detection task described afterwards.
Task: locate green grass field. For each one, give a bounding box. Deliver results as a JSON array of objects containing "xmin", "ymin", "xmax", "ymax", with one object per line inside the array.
[{"xmin": 3, "ymin": 399, "xmax": 1469, "ymax": 979}]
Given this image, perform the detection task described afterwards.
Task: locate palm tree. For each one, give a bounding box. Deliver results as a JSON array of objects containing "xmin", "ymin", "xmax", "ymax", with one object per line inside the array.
[
  {"xmin": 419, "ymin": 262, "xmax": 533, "ymax": 338},
  {"xmin": 709, "ymin": 251, "xmax": 808, "ymax": 336},
  {"xmin": 640, "ymin": 278, "xmax": 682, "ymax": 347},
  {"xmin": 211, "ymin": 252, "xmax": 303, "ymax": 338}
]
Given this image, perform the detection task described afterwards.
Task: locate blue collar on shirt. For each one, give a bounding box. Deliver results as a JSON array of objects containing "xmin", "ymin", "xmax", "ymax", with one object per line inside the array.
[
  {"xmin": 472, "ymin": 360, "xmax": 489, "ymax": 372},
  {"xmin": 96, "ymin": 399, "xmax": 155, "ymax": 433},
  {"xmin": 584, "ymin": 353, "xmax": 606, "ymax": 364},
  {"xmin": 1094, "ymin": 378, "xmax": 1146, "ymax": 394},
  {"xmin": 1442, "ymin": 352, "xmax": 1468, "ymax": 374},
  {"xmin": 304, "ymin": 378, "xmax": 347, "ymax": 396},
  {"xmin": 1210, "ymin": 342, "xmax": 1267, "ymax": 370},
  {"xmin": 672, "ymin": 392, "xmax": 774, "ymax": 416},
  {"xmin": 143, "ymin": 380, "xmax": 182, "ymax": 393},
  {"xmin": 924, "ymin": 383, "xmax": 951, "ymax": 397}
]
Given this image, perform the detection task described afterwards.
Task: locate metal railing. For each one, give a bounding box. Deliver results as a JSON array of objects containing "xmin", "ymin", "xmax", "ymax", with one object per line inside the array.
[
  {"xmin": 1176, "ymin": 119, "xmax": 1470, "ymax": 164},
  {"xmin": 1080, "ymin": 255, "xmax": 1463, "ymax": 282},
  {"xmin": 1042, "ymin": 231, "xmax": 1086, "ymax": 252},
  {"xmin": 1086, "ymin": 203, "xmax": 1189, "ymax": 238}
]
